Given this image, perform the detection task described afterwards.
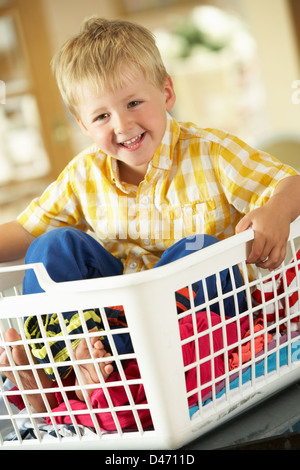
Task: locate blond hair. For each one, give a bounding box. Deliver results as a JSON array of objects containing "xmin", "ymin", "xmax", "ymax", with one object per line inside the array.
[{"xmin": 51, "ymin": 17, "xmax": 168, "ymax": 117}]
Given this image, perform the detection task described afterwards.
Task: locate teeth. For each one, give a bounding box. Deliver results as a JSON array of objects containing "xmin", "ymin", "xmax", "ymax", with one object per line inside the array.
[{"xmin": 123, "ymin": 135, "xmax": 141, "ymax": 145}]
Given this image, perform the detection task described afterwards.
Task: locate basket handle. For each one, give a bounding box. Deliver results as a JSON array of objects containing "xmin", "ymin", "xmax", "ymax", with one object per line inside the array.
[{"xmin": 0, "ymin": 262, "xmax": 56, "ymax": 292}]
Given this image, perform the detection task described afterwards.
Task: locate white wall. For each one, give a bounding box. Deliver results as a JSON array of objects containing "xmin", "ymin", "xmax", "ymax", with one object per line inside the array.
[
  {"xmin": 42, "ymin": 0, "xmax": 121, "ymax": 51},
  {"xmin": 42, "ymin": 0, "xmax": 300, "ymax": 149},
  {"xmin": 243, "ymin": 0, "xmax": 300, "ymax": 140}
]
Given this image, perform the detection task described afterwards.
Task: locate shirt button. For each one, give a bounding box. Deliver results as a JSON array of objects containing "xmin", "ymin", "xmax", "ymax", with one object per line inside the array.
[
  {"xmin": 185, "ymin": 206, "xmax": 194, "ymax": 215},
  {"xmin": 141, "ymin": 196, "xmax": 150, "ymax": 205},
  {"xmin": 129, "ymin": 262, "xmax": 137, "ymax": 269}
]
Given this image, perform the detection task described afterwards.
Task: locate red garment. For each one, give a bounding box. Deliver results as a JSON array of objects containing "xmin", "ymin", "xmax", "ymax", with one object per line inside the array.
[
  {"xmin": 180, "ymin": 311, "xmax": 249, "ymax": 405},
  {"xmin": 228, "ymin": 318, "xmax": 272, "ymax": 370},
  {"xmin": 47, "ymin": 360, "xmax": 152, "ymax": 431},
  {"xmin": 45, "ymin": 311, "xmax": 249, "ymax": 428},
  {"xmin": 9, "ymin": 311, "xmax": 250, "ymax": 432},
  {"xmin": 251, "ymin": 248, "xmax": 300, "ymax": 324}
]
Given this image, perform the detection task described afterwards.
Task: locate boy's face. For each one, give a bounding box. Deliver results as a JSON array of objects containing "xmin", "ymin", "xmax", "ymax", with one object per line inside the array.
[{"xmin": 77, "ymin": 70, "xmax": 176, "ymax": 180}]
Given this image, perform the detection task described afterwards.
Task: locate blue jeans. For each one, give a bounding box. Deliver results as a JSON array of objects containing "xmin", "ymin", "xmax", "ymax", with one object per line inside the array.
[{"xmin": 23, "ymin": 228, "xmax": 246, "ymax": 356}]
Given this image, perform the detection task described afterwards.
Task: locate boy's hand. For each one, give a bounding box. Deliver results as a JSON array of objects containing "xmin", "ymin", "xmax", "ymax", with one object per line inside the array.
[
  {"xmin": 236, "ymin": 175, "xmax": 300, "ymax": 271},
  {"xmin": 235, "ymin": 203, "xmax": 290, "ymax": 271}
]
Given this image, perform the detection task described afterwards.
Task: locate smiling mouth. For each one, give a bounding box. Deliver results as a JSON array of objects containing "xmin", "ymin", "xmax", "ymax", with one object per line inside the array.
[{"xmin": 119, "ymin": 133, "xmax": 145, "ymax": 149}]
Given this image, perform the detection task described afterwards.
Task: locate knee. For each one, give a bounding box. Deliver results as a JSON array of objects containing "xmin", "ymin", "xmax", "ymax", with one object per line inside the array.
[
  {"xmin": 182, "ymin": 233, "xmax": 219, "ymax": 253},
  {"xmin": 156, "ymin": 234, "xmax": 219, "ymax": 268},
  {"xmin": 25, "ymin": 227, "xmax": 79, "ymax": 263}
]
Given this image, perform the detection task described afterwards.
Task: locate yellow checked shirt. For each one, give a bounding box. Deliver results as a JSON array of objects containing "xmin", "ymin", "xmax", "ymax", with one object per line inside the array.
[{"xmin": 18, "ymin": 114, "xmax": 298, "ymax": 274}]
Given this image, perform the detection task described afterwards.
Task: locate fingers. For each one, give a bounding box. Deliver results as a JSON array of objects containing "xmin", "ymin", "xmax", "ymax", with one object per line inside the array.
[
  {"xmin": 91, "ymin": 337, "xmax": 105, "ymax": 350},
  {"xmin": 91, "ymin": 338, "xmax": 113, "ymax": 363},
  {"xmin": 247, "ymin": 238, "xmax": 286, "ymax": 270},
  {"xmin": 4, "ymin": 328, "xmax": 22, "ymax": 343},
  {"xmin": 103, "ymin": 363, "xmax": 114, "ymax": 376},
  {"xmin": 75, "ymin": 335, "xmax": 105, "ymax": 358},
  {"xmin": 0, "ymin": 328, "xmax": 23, "ymax": 366},
  {"xmin": 236, "ymin": 210, "xmax": 289, "ymax": 270},
  {"xmin": 0, "ymin": 346, "xmax": 8, "ymax": 366},
  {"xmin": 91, "ymin": 345, "xmax": 113, "ymax": 380},
  {"xmin": 235, "ymin": 214, "xmax": 252, "ymax": 234},
  {"xmin": 92, "ymin": 346, "xmax": 112, "ymax": 362}
]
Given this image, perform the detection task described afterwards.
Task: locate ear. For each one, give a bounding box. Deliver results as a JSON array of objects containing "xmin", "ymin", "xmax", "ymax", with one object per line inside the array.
[{"xmin": 163, "ymin": 75, "xmax": 176, "ymax": 112}]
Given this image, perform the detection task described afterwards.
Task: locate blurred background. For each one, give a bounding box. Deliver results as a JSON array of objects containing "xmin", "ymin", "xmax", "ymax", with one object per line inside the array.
[{"xmin": 0, "ymin": 0, "xmax": 300, "ymax": 224}]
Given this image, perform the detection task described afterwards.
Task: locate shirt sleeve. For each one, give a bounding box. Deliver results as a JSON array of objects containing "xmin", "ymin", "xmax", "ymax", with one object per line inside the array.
[
  {"xmin": 17, "ymin": 163, "xmax": 89, "ymax": 237},
  {"xmin": 211, "ymin": 131, "xmax": 299, "ymax": 214}
]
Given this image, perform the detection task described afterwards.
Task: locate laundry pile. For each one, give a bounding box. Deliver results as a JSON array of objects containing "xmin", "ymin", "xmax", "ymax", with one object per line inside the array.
[
  {"xmin": 4, "ymin": 249, "xmax": 300, "ymax": 435},
  {"xmin": 252, "ymin": 248, "xmax": 300, "ymax": 329}
]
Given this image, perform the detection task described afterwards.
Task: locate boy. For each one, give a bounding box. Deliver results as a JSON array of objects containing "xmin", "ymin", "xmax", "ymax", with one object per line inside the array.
[
  {"xmin": 0, "ymin": 17, "xmax": 298, "ymax": 269},
  {"xmin": 0, "ymin": 17, "xmax": 300, "ymax": 400}
]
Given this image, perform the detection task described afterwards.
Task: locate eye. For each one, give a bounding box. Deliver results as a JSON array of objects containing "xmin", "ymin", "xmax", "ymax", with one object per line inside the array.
[
  {"xmin": 94, "ymin": 113, "xmax": 109, "ymax": 122},
  {"xmin": 127, "ymin": 100, "xmax": 142, "ymax": 109}
]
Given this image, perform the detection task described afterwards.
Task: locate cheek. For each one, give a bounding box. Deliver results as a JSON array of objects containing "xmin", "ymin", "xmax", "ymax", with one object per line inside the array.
[
  {"xmin": 90, "ymin": 129, "xmax": 111, "ymax": 148},
  {"xmin": 144, "ymin": 108, "xmax": 165, "ymax": 133},
  {"xmin": 149, "ymin": 110, "xmax": 167, "ymax": 140}
]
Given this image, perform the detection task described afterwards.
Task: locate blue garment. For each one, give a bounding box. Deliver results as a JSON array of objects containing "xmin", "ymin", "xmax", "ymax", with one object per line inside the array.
[
  {"xmin": 23, "ymin": 228, "xmax": 246, "ymax": 377},
  {"xmin": 155, "ymin": 234, "xmax": 246, "ymax": 316},
  {"xmin": 23, "ymin": 228, "xmax": 128, "ymax": 364}
]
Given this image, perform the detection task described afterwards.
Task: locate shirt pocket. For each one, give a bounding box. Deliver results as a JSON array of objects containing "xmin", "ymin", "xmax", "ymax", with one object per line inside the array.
[
  {"xmin": 201, "ymin": 193, "xmax": 233, "ymax": 236},
  {"xmin": 171, "ymin": 199, "xmax": 217, "ymax": 239}
]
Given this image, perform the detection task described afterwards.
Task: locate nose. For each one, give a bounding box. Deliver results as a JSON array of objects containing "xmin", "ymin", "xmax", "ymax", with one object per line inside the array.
[{"xmin": 113, "ymin": 111, "xmax": 134, "ymax": 135}]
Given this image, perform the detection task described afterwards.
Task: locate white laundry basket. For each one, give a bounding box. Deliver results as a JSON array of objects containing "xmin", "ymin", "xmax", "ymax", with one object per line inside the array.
[{"xmin": 0, "ymin": 218, "xmax": 300, "ymax": 450}]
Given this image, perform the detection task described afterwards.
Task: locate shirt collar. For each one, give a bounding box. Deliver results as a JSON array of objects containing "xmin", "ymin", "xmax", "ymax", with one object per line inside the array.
[
  {"xmin": 106, "ymin": 157, "xmax": 134, "ymax": 194},
  {"xmin": 150, "ymin": 112, "xmax": 180, "ymax": 170}
]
